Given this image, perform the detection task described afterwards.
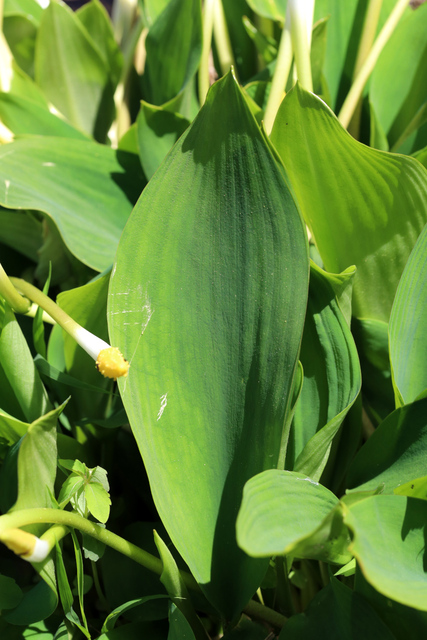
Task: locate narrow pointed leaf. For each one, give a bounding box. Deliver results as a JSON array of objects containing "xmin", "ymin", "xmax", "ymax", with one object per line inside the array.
[
  {"xmin": 0, "ymin": 93, "xmax": 90, "ymax": 139},
  {"xmin": 0, "ymin": 299, "xmax": 50, "ymax": 422},
  {"xmin": 289, "ymin": 262, "xmax": 361, "ymax": 478},
  {"xmin": 271, "ymin": 84, "xmax": 427, "ymax": 322},
  {"xmin": 108, "ymin": 72, "xmax": 309, "ymax": 617}
]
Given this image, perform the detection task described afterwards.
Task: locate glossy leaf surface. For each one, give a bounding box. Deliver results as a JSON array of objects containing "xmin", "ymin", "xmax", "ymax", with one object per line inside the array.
[
  {"xmin": 345, "ymin": 495, "xmax": 427, "ymax": 610},
  {"xmin": 389, "ymin": 223, "xmax": 427, "ymax": 405},
  {"xmin": 0, "ymin": 138, "xmax": 143, "ymax": 271},
  {"xmin": 108, "ymin": 72, "xmax": 309, "ymax": 617},
  {"xmin": 271, "ymin": 84, "xmax": 427, "ymax": 321}
]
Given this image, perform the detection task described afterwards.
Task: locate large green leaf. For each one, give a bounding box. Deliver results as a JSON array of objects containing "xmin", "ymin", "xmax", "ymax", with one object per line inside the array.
[
  {"xmin": 289, "ymin": 262, "xmax": 361, "ymax": 480},
  {"xmin": 370, "ymin": 3, "xmax": 427, "ymax": 154},
  {"xmin": 389, "ymin": 223, "xmax": 427, "ymax": 405},
  {"xmin": 34, "ymin": 1, "xmax": 112, "ymax": 138},
  {"xmin": 236, "ymin": 469, "xmax": 351, "ymax": 564},
  {"xmin": 143, "ymin": 0, "xmax": 202, "ymax": 106},
  {"xmin": 346, "ymin": 397, "xmax": 427, "ymax": 493},
  {"xmin": 270, "ymin": 84, "xmax": 427, "ymax": 322},
  {"xmin": 344, "ymin": 495, "xmax": 427, "ymax": 610},
  {"xmin": 108, "ymin": 71, "xmax": 309, "ymax": 618},
  {"xmin": 0, "ymin": 137, "xmax": 144, "ymax": 271}
]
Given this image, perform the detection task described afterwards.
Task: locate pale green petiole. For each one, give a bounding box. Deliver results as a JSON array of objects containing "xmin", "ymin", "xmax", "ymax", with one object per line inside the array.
[
  {"xmin": 338, "ymin": 0, "xmax": 410, "ymax": 129},
  {"xmin": 0, "ymin": 509, "xmax": 287, "ymax": 629},
  {"xmin": 0, "ymin": 266, "xmax": 128, "ymax": 378},
  {"xmin": 264, "ymin": 0, "xmax": 314, "ymax": 135}
]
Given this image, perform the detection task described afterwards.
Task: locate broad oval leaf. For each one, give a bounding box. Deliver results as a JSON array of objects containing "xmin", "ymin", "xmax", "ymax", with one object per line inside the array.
[
  {"xmin": 282, "ymin": 575, "xmax": 395, "ymax": 640},
  {"xmin": 389, "ymin": 223, "xmax": 427, "ymax": 405},
  {"xmin": 108, "ymin": 71, "xmax": 309, "ymax": 618},
  {"xmin": 236, "ymin": 469, "xmax": 348, "ymax": 563},
  {"xmin": 0, "ymin": 137, "xmax": 144, "ymax": 271},
  {"xmin": 270, "ymin": 84, "xmax": 427, "ymax": 322},
  {"xmin": 344, "ymin": 495, "xmax": 427, "ymax": 611}
]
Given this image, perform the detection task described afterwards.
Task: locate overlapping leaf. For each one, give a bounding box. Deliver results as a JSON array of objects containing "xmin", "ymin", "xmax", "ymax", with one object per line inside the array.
[
  {"xmin": 236, "ymin": 469, "xmax": 351, "ymax": 564},
  {"xmin": 289, "ymin": 262, "xmax": 361, "ymax": 480},
  {"xmin": 370, "ymin": 2, "xmax": 427, "ymax": 154},
  {"xmin": 143, "ymin": 0, "xmax": 202, "ymax": 106},
  {"xmin": 108, "ymin": 71, "xmax": 309, "ymax": 618},
  {"xmin": 271, "ymin": 84, "xmax": 427, "ymax": 321},
  {"xmin": 346, "ymin": 397, "xmax": 427, "ymax": 493},
  {"xmin": 344, "ymin": 495, "xmax": 427, "ymax": 611},
  {"xmin": 0, "ymin": 137, "xmax": 144, "ymax": 271},
  {"xmin": 389, "ymin": 223, "xmax": 427, "ymax": 405}
]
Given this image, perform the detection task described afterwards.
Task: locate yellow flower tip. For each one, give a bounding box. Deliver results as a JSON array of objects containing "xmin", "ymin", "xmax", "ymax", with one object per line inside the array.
[
  {"xmin": 0, "ymin": 528, "xmax": 49, "ymax": 562},
  {"xmin": 96, "ymin": 346, "xmax": 129, "ymax": 380}
]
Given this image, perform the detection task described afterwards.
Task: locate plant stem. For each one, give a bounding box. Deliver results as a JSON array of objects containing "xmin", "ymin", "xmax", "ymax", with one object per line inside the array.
[
  {"xmin": 288, "ymin": 0, "xmax": 313, "ymax": 93},
  {"xmin": 199, "ymin": 0, "xmax": 216, "ymax": 104},
  {"xmin": 0, "ymin": 508, "xmax": 287, "ymax": 630},
  {"xmin": 264, "ymin": 12, "xmax": 292, "ymax": 135},
  {"xmin": 213, "ymin": 0, "xmax": 235, "ymax": 76},
  {"xmin": 338, "ymin": 0, "xmax": 409, "ymax": 129},
  {"xmin": 348, "ymin": 0, "xmax": 383, "ymax": 139},
  {"xmin": 0, "ymin": 265, "xmax": 31, "ymax": 313}
]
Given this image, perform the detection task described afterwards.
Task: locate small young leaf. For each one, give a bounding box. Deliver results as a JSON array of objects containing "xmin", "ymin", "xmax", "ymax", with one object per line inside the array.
[{"xmin": 84, "ymin": 482, "xmax": 111, "ymax": 524}]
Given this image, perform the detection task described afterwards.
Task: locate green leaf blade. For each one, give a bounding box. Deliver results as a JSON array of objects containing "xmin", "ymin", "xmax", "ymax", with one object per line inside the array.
[{"xmin": 108, "ymin": 71, "xmax": 309, "ymax": 617}]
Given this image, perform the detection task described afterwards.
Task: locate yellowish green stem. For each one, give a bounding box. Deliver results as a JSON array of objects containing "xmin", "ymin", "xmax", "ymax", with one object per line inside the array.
[
  {"xmin": 199, "ymin": 0, "xmax": 216, "ymax": 104},
  {"xmin": 348, "ymin": 0, "xmax": 383, "ymax": 139},
  {"xmin": 0, "ymin": 265, "xmax": 31, "ymax": 313},
  {"xmin": 264, "ymin": 15, "xmax": 293, "ymax": 135},
  {"xmin": 288, "ymin": 1, "xmax": 313, "ymax": 93},
  {"xmin": 0, "ymin": 509, "xmax": 287, "ymax": 630},
  {"xmin": 10, "ymin": 277, "xmax": 82, "ymax": 335},
  {"xmin": 338, "ymin": 0, "xmax": 409, "ymax": 129},
  {"xmin": 213, "ymin": 0, "xmax": 235, "ymax": 76}
]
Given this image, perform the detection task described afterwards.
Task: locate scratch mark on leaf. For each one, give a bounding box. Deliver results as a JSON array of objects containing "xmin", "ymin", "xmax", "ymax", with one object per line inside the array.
[{"xmin": 157, "ymin": 393, "xmax": 168, "ymax": 420}]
